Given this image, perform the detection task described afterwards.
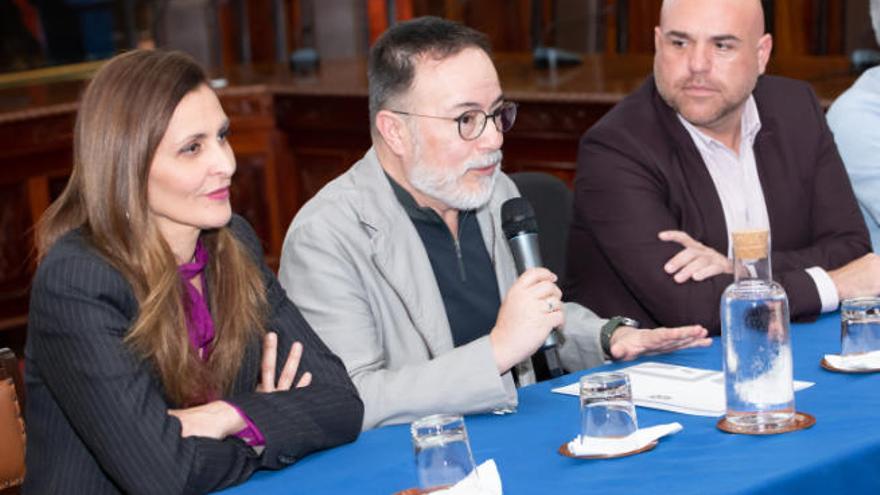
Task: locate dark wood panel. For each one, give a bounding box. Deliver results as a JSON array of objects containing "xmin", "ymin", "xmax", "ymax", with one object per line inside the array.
[
  {"xmin": 0, "ymin": 113, "xmax": 75, "ymax": 174},
  {"xmin": 275, "ymin": 94, "xmax": 369, "ymax": 134},
  {"xmin": 294, "ymin": 148, "xmax": 365, "ymax": 203},
  {"xmin": 624, "ymin": 0, "xmax": 662, "ymax": 53},
  {"xmin": 48, "ymin": 174, "xmax": 68, "ymax": 202},
  {"xmin": 0, "ymin": 183, "xmax": 32, "ymax": 334},
  {"xmin": 0, "ymin": 184, "xmax": 31, "ymax": 291},
  {"xmin": 231, "ymin": 153, "xmax": 271, "ymax": 253}
]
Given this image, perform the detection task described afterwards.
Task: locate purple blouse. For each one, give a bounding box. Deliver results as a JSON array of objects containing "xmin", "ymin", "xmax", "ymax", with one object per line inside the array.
[{"xmin": 179, "ymin": 240, "xmax": 265, "ymax": 446}]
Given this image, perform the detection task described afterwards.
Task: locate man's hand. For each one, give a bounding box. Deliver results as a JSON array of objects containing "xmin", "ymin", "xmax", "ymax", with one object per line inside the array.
[
  {"xmin": 490, "ymin": 268, "xmax": 564, "ymax": 374},
  {"xmin": 829, "ymin": 253, "xmax": 880, "ymax": 301},
  {"xmin": 659, "ymin": 230, "xmax": 732, "ymax": 283},
  {"xmin": 609, "ymin": 325, "xmax": 711, "ymax": 361}
]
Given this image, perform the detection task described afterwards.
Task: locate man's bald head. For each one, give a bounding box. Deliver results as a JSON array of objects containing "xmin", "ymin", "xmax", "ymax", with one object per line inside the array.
[
  {"xmin": 660, "ymin": 0, "xmax": 766, "ymax": 40},
  {"xmin": 653, "ymin": 0, "xmax": 773, "ymax": 141}
]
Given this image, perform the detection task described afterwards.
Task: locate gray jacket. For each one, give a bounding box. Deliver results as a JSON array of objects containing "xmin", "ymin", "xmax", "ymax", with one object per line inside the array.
[{"xmin": 279, "ymin": 148, "xmax": 605, "ymax": 430}]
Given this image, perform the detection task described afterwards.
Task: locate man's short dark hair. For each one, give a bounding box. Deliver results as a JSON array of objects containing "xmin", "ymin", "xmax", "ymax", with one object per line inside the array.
[{"xmin": 368, "ymin": 16, "xmax": 491, "ymax": 131}]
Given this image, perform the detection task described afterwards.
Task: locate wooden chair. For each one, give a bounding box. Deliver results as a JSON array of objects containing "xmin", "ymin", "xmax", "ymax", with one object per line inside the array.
[{"xmin": 0, "ymin": 348, "xmax": 25, "ymax": 494}]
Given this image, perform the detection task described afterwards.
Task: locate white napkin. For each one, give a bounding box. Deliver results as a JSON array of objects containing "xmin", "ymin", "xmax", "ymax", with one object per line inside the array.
[
  {"xmin": 566, "ymin": 422, "xmax": 683, "ymax": 457},
  {"xmin": 432, "ymin": 459, "xmax": 502, "ymax": 495},
  {"xmin": 824, "ymin": 350, "xmax": 880, "ymax": 371}
]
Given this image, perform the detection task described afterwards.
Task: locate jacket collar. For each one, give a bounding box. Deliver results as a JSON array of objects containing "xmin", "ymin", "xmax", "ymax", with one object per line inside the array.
[
  {"xmin": 348, "ymin": 148, "xmax": 455, "ymax": 356},
  {"xmin": 345, "ymin": 148, "xmax": 515, "ymax": 357}
]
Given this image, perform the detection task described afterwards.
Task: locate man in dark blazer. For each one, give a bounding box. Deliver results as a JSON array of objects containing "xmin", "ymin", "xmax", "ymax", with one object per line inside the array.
[{"xmin": 565, "ymin": 0, "xmax": 880, "ymax": 335}]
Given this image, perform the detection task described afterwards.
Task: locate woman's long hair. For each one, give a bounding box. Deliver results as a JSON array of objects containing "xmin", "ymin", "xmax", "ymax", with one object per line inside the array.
[{"xmin": 36, "ymin": 50, "xmax": 267, "ymax": 406}]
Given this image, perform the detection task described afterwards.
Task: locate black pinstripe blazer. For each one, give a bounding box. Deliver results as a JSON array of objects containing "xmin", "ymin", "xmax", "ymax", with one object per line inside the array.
[{"xmin": 23, "ymin": 215, "xmax": 363, "ymax": 494}]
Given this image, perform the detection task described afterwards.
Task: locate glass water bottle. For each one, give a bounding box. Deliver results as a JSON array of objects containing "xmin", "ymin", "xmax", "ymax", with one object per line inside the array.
[{"xmin": 721, "ymin": 230, "xmax": 795, "ymax": 432}]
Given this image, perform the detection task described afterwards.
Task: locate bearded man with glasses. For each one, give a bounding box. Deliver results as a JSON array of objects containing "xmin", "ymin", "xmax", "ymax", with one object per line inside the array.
[{"xmin": 278, "ymin": 16, "xmax": 710, "ymax": 431}]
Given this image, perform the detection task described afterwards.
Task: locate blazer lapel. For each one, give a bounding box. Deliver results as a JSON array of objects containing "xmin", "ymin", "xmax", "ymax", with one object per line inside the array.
[
  {"xmin": 652, "ymin": 78, "xmax": 730, "ymax": 254},
  {"xmin": 751, "ymin": 106, "xmax": 787, "ymax": 244},
  {"xmin": 478, "ymin": 184, "xmax": 516, "ymax": 298},
  {"xmin": 352, "ymin": 150, "xmax": 454, "ymax": 358}
]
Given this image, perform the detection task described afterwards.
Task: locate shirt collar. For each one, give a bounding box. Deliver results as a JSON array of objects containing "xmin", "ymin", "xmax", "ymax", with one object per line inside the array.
[
  {"xmin": 178, "ymin": 239, "xmax": 209, "ymax": 280},
  {"xmin": 384, "ymin": 171, "xmax": 453, "ymax": 225},
  {"xmin": 678, "ymin": 94, "xmax": 762, "ymax": 152}
]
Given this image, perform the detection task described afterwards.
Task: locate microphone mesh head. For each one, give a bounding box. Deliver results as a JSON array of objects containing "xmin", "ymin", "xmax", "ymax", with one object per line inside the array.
[{"xmin": 501, "ymin": 197, "xmax": 539, "ymax": 239}]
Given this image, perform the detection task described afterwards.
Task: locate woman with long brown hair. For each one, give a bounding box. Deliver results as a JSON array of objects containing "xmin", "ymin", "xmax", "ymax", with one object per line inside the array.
[{"xmin": 24, "ymin": 49, "xmax": 363, "ymax": 494}]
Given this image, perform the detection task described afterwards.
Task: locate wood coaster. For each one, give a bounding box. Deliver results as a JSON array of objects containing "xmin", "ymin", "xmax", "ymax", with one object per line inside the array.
[
  {"xmin": 716, "ymin": 412, "xmax": 815, "ymax": 435},
  {"xmin": 392, "ymin": 486, "xmax": 449, "ymax": 495},
  {"xmin": 820, "ymin": 357, "xmax": 880, "ymax": 374},
  {"xmin": 558, "ymin": 439, "xmax": 658, "ymax": 460}
]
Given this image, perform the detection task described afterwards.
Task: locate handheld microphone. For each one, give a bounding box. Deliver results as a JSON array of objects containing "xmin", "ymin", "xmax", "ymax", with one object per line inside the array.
[{"xmin": 501, "ymin": 197, "xmax": 564, "ymax": 380}]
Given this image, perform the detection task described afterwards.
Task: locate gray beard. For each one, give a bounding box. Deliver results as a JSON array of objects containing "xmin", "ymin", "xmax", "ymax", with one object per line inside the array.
[{"xmin": 408, "ymin": 149, "xmax": 503, "ymax": 211}]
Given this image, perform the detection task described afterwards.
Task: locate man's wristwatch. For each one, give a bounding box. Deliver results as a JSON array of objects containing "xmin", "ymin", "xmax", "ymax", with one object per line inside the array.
[{"xmin": 601, "ymin": 316, "xmax": 641, "ymax": 357}]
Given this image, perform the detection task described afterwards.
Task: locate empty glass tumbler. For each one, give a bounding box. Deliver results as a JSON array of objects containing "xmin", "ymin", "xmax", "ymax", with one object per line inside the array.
[
  {"xmin": 410, "ymin": 414, "xmax": 478, "ymax": 490},
  {"xmin": 840, "ymin": 297, "xmax": 880, "ymax": 356},
  {"xmin": 579, "ymin": 371, "xmax": 638, "ymax": 439}
]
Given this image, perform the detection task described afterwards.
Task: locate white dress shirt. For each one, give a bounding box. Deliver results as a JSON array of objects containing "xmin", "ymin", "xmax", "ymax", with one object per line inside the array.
[{"xmin": 678, "ymin": 96, "xmax": 839, "ymax": 312}]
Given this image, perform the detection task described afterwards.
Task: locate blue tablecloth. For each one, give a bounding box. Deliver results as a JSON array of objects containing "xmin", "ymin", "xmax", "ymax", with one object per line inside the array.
[{"xmin": 220, "ymin": 313, "xmax": 880, "ymax": 494}]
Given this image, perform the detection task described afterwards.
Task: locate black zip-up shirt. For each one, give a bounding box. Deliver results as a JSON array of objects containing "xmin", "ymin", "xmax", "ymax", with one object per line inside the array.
[{"xmin": 387, "ymin": 174, "xmax": 502, "ymax": 347}]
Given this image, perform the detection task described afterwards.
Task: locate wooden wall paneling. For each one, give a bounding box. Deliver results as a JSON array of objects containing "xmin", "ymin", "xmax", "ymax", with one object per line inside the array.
[
  {"xmin": 221, "ymin": 89, "xmax": 285, "ymax": 260},
  {"xmin": 843, "ymin": 0, "xmax": 876, "ymax": 53},
  {"xmin": 0, "ymin": 116, "xmax": 75, "ymax": 178},
  {"xmin": 313, "ymin": 1, "xmax": 370, "ymax": 59},
  {"xmin": 275, "ymin": 93, "xmax": 371, "ymax": 210},
  {"xmin": 461, "ymin": 0, "xmax": 532, "ymax": 52},
  {"xmin": 247, "ymin": 0, "xmax": 278, "ymax": 63},
  {"xmin": 217, "ymin": 0, "xmax": 241, "ymax": 68},
  {"xmin": 625, "ymin": 0, "xmax": 661, "ymax": 53},
  {"xmin": 47, "ymin": 174, "xmax": 69, "ymax": 202},
  {"xmin": 817, "ymin": 0, "xmax": 845, "ymax": 55},
  {"xmin": 26, "ymin": 176, "xmax": 50, "ymax": 221},
  {"xmin": 503, "ymin": 99, "xmax": 611, "ymax": 185},
  {"xmin": 554, "ymin": 0, "xmax": 606, "ymax": 53},
  {"xmin": 0, "ymin": 183, "xmax": 33, "ymax": 332},
  {"xmin": 0, "ymin": 108, "xmax": 75, "ymax": 336},
  {"xmin": 441, "ymin": 0, "xmax": 464, "ymax": 21},
  {"xmin": 286, "ymin": 0, "xmax": 300, "ymax": 54},
  {"xmin": 368, "ymin": 0, "xmax": 388, "ymax": 43},
  {"xmin": 230, "ymin": 153, "xmax": 272, "ymax": 255},
  {"xmin": 367, "ymin": 0, "xmax": 415, "ymax": 44},
  {"xmin": 293, "ymin": 147, "xmax": 363, "ymax": 202},
  {"xmin": 604, "ymin": 0, "xmax": 619, "ymax": 53},
  {"xmin": 773, "ymin": 1, "xmax": 810, "ymax": 56}
]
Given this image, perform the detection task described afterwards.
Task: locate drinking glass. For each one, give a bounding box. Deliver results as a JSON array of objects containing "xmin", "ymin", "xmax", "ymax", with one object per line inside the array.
[
  {"xmin": 841, "ymin": 297, "xmax": 880, "ymax": 355},
  {"xmin": 410, "ymin": 414, "xmax": 478, "ymax": 490},
  {"xmin": 579, "ymin": 371, "xmax": 638, "ymax": 439}
]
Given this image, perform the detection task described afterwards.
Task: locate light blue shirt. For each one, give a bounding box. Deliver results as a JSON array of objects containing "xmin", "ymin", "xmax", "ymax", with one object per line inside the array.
[{"xmin": 827, "ymin": 66, "xmax": 880, "ymax": 254}]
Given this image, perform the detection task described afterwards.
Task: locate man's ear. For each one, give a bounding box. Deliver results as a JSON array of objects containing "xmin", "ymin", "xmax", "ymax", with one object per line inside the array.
[
  {"xmin": 654, "ymin": 26, "xmax": 663, "ymax": 54},
  {"xmin": 375, "ymin": 110, "xmax": 410, "ymax": 156},
  {"xmin": 756, "ymin": 33, "xmax": 773, "ymax": 75}
]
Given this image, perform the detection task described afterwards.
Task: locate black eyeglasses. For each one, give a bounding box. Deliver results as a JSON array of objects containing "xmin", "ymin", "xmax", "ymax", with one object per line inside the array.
[{"xmin": 389, "ymin": 101, "xmax": 518, "ymax": 141}]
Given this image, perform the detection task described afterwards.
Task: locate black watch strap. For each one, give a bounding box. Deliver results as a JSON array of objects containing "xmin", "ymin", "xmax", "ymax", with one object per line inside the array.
[{"xmin": 601, "ymin": 316, "xmax": 640, "ymax": 357}]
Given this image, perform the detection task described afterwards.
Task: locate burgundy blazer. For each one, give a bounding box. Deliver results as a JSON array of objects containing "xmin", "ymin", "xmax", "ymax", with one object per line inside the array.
[{"xmin": 564, "ymin": 75, "xmax": 870, "ymax": 335}]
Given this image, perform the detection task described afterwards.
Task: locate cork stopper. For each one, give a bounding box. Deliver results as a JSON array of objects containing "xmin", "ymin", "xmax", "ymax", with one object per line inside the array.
[{"xmin": 732, "ymin": 230, "xmax": 769, "ymax": 259}]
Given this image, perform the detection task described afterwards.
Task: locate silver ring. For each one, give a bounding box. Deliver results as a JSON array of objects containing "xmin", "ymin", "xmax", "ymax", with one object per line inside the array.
[{"xmin": 546, "ymin": 299, "xmax": 554, "ymax": 312}]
